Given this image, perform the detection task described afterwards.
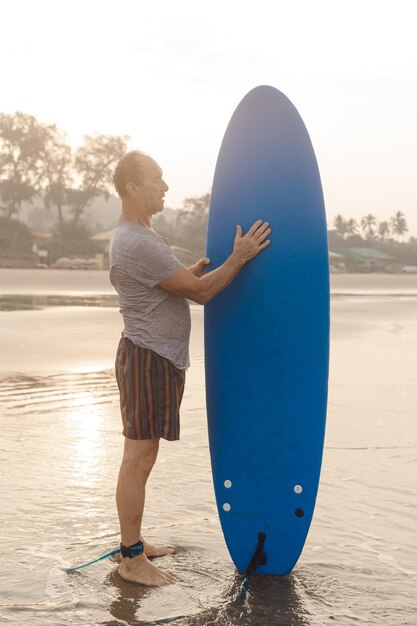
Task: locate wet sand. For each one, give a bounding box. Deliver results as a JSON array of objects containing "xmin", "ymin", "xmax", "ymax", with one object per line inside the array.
[
  {"xmin": 0, "ymin": 270, "xmax": 416, "ymax": 625},
  {"xmin": 1, "ymin": 267, "xmax": 417, "ymax": 296}
]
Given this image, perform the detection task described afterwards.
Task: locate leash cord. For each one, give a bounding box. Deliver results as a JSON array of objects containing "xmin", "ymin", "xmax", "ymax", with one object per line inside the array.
[{"xmin": 65, "ymin": 547, "xmax": 121, "ymax": 572}]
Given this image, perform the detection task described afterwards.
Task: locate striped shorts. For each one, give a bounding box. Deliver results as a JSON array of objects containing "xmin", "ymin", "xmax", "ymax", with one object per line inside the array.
[{"xmin": 115, "ymin": 336, "xmax": 186, "ymax": 441}]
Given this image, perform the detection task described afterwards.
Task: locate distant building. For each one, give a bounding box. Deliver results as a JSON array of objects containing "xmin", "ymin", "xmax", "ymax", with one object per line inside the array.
[
  {"xmin": 90, "ymin": 230, "xmax": 113, "ymax": 253},
  {"xmin": 329, "ymin": 250, "xmax": 347, "ymax": 272},
  {"xmin": 332, "ymin": 247, "xmax": 396, "ymax": 272},
  {"xmin": 31, "ymin": 233, "xmax": 52, "ymax": 267}
]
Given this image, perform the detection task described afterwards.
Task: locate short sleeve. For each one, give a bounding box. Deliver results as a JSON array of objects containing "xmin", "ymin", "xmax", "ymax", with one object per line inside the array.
[{"xmin": 123, "ymin": 235, "xmax": 180, "ymax": 287}]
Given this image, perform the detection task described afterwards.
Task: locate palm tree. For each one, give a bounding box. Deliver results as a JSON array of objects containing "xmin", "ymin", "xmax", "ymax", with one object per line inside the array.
[
  {"xmin": 378, "ymin": 221, "xmax": 391, "ymax": 240},
  {"xmin": 390, "ymin": 211, "xmax": 408, "ymax": 240},
  {"xmin": 361, "ymin": 214, "xmax": 377, "ymax": 239},
  {"xmin": 345, "ymin": 218, "xmax": 358, "ymax": 237},
  {"xmin": 333, "ymin": 214, "xmax": 347, "ymax": 238}
]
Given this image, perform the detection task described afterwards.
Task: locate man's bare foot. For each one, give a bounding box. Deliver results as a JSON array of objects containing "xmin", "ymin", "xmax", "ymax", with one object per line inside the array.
[
  {"xmin": 143, "ymin": 539, "xmax": 175, "ymax": 559},
  {"xmin": 118, "ymin": 553, "xmax": 175, "ymax": 586}
]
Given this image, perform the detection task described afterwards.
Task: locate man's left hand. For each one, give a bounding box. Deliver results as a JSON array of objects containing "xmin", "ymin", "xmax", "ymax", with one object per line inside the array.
[{"xmin": 188, "ymin": 258, "xmax": 211, "ymax": 277}]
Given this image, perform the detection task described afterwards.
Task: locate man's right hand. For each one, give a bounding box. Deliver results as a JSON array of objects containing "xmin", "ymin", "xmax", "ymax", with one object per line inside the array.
[{"xmin": 233, "ymin": 220, "xmax": 272, "ymax": 263}]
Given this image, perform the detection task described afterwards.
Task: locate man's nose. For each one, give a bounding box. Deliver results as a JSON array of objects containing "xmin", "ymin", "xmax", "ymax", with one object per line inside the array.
[{"xmin": 162, "ymin": 179, "xmax": 169, "ymax": 192}]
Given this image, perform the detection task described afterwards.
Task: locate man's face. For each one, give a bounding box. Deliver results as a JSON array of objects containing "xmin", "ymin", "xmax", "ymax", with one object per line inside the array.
[{"xmin": 134, "ymin": 158, "xmax": 169, "ymax": 215}]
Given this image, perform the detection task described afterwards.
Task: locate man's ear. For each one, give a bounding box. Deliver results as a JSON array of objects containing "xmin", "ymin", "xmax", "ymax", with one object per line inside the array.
[{"xmin": 125, "ymin": 182, "xmax": 141, "ymax": 197}]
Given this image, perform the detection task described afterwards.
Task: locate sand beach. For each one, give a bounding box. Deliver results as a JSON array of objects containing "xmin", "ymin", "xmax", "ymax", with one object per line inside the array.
[{"xmin": 0, "ymin": 269, "xmax": 416, "ymax": 625}]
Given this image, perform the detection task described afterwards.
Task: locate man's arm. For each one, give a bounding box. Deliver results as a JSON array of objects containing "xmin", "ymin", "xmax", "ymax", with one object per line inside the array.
[{"xmin": 158, "ymin": 220, "xmax": 271, "ymax": 304}]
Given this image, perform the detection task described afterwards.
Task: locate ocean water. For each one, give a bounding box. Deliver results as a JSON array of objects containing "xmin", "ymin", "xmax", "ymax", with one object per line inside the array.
[{"xmin": 0, "ymin": 269, "xmax": 416, "ymax": 625}]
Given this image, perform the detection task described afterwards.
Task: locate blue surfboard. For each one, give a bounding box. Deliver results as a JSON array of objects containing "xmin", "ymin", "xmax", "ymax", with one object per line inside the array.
[{"xmin": 204, "ymin": 86, "xmax": 330, "ymax": 576}]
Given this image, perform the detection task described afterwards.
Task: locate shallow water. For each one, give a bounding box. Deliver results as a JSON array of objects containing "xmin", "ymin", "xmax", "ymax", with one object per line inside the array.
[{"xmin": 0, "ymin": 270, "xmax": 416, "ymax": 625}]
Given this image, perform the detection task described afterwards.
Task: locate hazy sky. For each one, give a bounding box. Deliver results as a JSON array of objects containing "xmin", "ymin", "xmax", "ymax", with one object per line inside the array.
[{"xmin": 2, "ymin": 0, "xmax": 417, "ymax": 234}]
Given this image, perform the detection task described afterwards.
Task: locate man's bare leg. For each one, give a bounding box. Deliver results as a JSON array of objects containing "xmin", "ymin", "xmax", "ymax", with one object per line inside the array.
[{"xmin": 116, "ymin": 437, "xmax": 175, "ymax": 585}]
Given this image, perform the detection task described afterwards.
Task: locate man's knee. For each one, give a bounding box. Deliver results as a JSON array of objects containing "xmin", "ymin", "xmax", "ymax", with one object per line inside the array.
[{"xmin": 122, "ymin": 438, "xmax": 159, "ymax": 477}]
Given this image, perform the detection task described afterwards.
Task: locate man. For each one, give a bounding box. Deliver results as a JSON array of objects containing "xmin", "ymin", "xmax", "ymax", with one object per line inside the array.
[{"xmin": 110, "ymin": 150, "xmax": 271, "ymax": 586}]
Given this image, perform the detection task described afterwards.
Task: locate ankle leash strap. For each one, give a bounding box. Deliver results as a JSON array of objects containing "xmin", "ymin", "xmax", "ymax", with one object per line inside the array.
[{"xmin": 120, "ymin": 539, "xmax": 144, "ymax": 558}]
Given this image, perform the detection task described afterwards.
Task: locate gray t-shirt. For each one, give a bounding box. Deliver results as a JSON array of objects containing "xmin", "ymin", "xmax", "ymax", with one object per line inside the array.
[{"xmin": 109, "ymin": 221, "xmax": 191, "ymax": 369}]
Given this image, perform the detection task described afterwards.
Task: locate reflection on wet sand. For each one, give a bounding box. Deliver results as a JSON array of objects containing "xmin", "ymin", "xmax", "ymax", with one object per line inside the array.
[
  {"xmin": 0, "ymin": 294, "xmax": 118, "ymax": 311},
  {"xmin": 105, "ymin": 558, "xmax": 311, "ymax": 626}
]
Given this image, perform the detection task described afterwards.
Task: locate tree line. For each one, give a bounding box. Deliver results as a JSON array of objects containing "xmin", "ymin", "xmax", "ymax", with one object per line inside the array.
[
  {"xmin": 332, "ymin": 212, "xmax": 409, "ymax": 241},
  {"xmin": 0, "ymin": 111, "xmax": 128, "ymax": 241},
  {"xmin": 1, "ymin": 111, "xmax": 415, "ymax": 266},
  {"xmin": 0, "ymin": 111, "xmax": 212, "ymax": 262}
]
